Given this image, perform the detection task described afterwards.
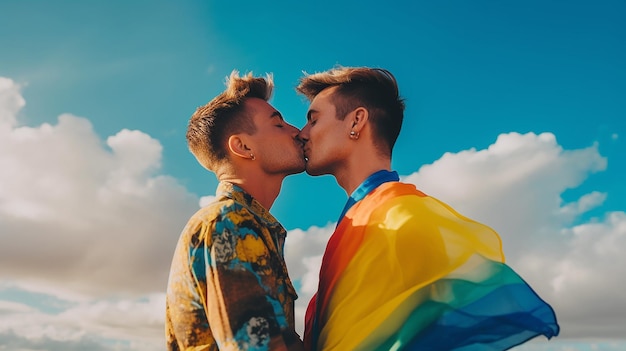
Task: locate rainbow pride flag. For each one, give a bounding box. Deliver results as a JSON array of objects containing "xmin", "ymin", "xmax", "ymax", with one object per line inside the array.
[{"xmin": 304, "ymin": 182, "xmax": 559, "ymax": 351}]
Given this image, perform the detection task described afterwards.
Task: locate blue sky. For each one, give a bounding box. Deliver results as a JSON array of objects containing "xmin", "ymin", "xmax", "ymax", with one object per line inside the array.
[{"xmin": 0, "ymin": 1, "xmax": 624, "ymax": 350}]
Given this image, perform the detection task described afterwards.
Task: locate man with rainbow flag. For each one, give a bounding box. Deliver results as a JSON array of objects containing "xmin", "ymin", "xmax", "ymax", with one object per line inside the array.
[{"xmin": 296, "ymin": 66, "xmax": 559, "ymax": 351}]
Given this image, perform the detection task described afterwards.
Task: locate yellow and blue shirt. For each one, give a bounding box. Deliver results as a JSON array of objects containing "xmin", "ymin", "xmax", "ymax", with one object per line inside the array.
[{"xmin": 166, "ymin": 182, "xmax": 299, "ymax": 351}]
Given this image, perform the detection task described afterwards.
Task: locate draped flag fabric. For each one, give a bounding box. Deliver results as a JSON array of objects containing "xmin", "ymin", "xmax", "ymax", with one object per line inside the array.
[{"xmin": 304, "ymin": 182, "xmax": 559, "ymax": 351}]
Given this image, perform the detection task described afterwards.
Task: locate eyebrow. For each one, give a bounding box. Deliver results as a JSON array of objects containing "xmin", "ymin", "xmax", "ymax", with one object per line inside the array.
[{"xmin": 270, "ymin": 111, "xmax": 284, "ymax": 121}]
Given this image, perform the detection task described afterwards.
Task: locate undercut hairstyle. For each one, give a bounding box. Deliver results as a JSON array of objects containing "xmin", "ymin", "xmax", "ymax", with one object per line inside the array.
[
  {"xmin": 296, "ymin": 66, "xmax": 405, "ymax": 157},
  {"xmin": 186, "ymin": 70, "xmax": 273, "ymax": 171}
]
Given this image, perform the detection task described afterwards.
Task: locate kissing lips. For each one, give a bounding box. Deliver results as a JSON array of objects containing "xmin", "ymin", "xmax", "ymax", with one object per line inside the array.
[{"xmin": 303, "ymin": 148, "xmax": 310, "ymax": 162}]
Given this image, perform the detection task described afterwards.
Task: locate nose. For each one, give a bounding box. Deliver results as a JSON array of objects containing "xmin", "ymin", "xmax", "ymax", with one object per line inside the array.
[
  {"xmin": 295, "ymin": 134, "xmax": 306, "ymax": 147},
  {"xmin": 287, "ymin": 123, "xmax": 299, "ymax": 135},
  {"xmin": 297, "ymin": 125, "xmax": 309, "ymax": 143},
  {"xmin": 287, "ymin": 124, "xmax": 306, "ymax": 146}
]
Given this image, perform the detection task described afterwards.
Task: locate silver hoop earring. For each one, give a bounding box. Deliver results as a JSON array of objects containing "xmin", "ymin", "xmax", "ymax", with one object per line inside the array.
[{"xmin": 250, "ymin": 153, "xmax": 255, "ymax": 160}]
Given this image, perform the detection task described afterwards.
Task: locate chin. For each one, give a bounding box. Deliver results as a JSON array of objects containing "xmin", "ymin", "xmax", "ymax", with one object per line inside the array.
[
  {"xmin": 305, "ymin": 165, "xmax": 324, "ymax": 176},
  {"xmin": 291, "ymin": 166, "xmax": 306, "ymax": 175},
  {"xmin": 285, "ymin": 162, "xmax": 306, "ymax": 175}
]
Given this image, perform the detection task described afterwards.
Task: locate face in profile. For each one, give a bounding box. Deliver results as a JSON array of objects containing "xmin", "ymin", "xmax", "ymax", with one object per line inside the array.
[
  {"xmin": 298, "ymin": 87, "xmax": 354, "ymax": 176},
  {"xmin": 245, "ymin": 98, "xmax": 305, "ymax": 176}
]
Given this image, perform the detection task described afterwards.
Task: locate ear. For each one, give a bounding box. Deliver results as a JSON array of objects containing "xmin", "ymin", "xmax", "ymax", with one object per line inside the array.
[
  {"xmin": 227, "ymin": 134, "xmax": 253, "ymax": 160},
  {"xmin": 350, "ymin": 107, "xmax": 369, "ymax": 133}
]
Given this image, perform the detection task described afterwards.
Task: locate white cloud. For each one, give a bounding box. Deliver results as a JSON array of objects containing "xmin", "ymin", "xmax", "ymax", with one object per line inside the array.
[
  {"xmin": 0, "ymin": 77, "xmax": 198, "ymax": 349},
  {"xmin": 559, "ymin": 191, "xmax": 606, "ymax": 220},
  {"xmin": 402, "ymin": 132, "xmax": 607, "ymax": 262},
  {"xmin": 285, "ymin": 224, "xmax": 334, "ymax": 295},
  {"xmin": 548, "ymin": 212, "xmax": 626, "ymax": 333},
  {"xmin": 0, "ymin": 77, "xmax": 24, "ymax": 129},
  {"xmin": 284, "ymin": 224, "xmax": 334, "ymax": 334},
  {"xmin": 0, "ymin": 292, "xmax": 165, "ymax": 351},
  {"xmin": 0, "ymin": 78, "xmax": 199, "ymax": 298},
  {"xmin": 199, "ymin": 195, "xmax": 217, "ymax": 208},
  {"xmin": 57, "ymin": 293, "xmax": 165, "ymax": 344},
  {"xmin": 0, "ymin": 301, "xmax": 35, "ymax": 315}
]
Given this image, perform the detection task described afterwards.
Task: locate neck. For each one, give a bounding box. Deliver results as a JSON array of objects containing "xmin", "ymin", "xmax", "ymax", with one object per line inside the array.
[
  {"xmin": 218, "ymin": 171, "xmax": 284, "ymax": 210},
  {"xmin": 334, "ymin": 153, "xmax": 391, "ymax": 195}
]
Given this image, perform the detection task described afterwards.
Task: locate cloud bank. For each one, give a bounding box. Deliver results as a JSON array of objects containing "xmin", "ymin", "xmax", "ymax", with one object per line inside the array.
[{"xmin": 0, "ymin": 77, "xmax": 199, "ymax": 350}]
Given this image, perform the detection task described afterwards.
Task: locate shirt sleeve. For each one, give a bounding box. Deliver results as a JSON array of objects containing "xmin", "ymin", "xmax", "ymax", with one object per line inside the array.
[{"xmin": 201, "ymin": 205, "xmax": 295, "ymax": 350}]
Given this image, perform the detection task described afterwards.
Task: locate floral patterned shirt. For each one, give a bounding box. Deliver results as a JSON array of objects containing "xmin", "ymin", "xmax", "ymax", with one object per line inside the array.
[{"xmin": 166, "ymin": 182, "xmax": 299, "ymax": 350}]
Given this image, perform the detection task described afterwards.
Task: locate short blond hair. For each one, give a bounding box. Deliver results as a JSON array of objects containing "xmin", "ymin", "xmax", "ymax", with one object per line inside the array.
[{"xmin": 187, "ymin": 70, "xmax": 273, "ymax": 171}]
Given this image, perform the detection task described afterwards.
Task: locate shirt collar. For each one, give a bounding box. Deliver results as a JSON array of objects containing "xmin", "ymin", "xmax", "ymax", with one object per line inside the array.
[
  {"xmin": 216, "ymin": 181, "xmax": 276, "ymax": 224},
  {"xmin": 337, "ymin": 170, "xmax": 400, "ymax": 224}
]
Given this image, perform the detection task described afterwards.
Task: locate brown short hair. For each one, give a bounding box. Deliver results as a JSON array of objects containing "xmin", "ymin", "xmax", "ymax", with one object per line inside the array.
[
  {"xmin": 296, "ymin": 66, "xmax": 405, "ymax": 156},
  {"xmin": 187, "ymin": 70, "xmax": 273, "ymax": 171}
]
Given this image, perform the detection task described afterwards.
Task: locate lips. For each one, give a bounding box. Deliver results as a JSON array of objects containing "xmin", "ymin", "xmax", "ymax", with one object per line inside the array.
[{"xmin": 302, "ymin": 148, "xmax": 309, "ymax": 162}]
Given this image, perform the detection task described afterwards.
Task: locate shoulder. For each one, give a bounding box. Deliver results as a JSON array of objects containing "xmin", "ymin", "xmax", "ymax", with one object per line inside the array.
[
  {"xmin": 190, "ymin": 198, "xmax": 240, "ymax": 223},
  {"xmin": 177, "ymin": 198, "xmax": 243, "ymax": 241},
  {"xmin": 361, "ymin": 181, "xmax": 427, "ymax": 213},
  {"xmin": 187, "ymin": 198, "xmax": 264, "ymax": 238}
]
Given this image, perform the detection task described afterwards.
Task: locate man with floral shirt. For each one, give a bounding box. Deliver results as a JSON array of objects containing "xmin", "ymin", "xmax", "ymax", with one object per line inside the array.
[{"xmin": 166, "ymin": 71, "xmax": 306, "ymax": 351}]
